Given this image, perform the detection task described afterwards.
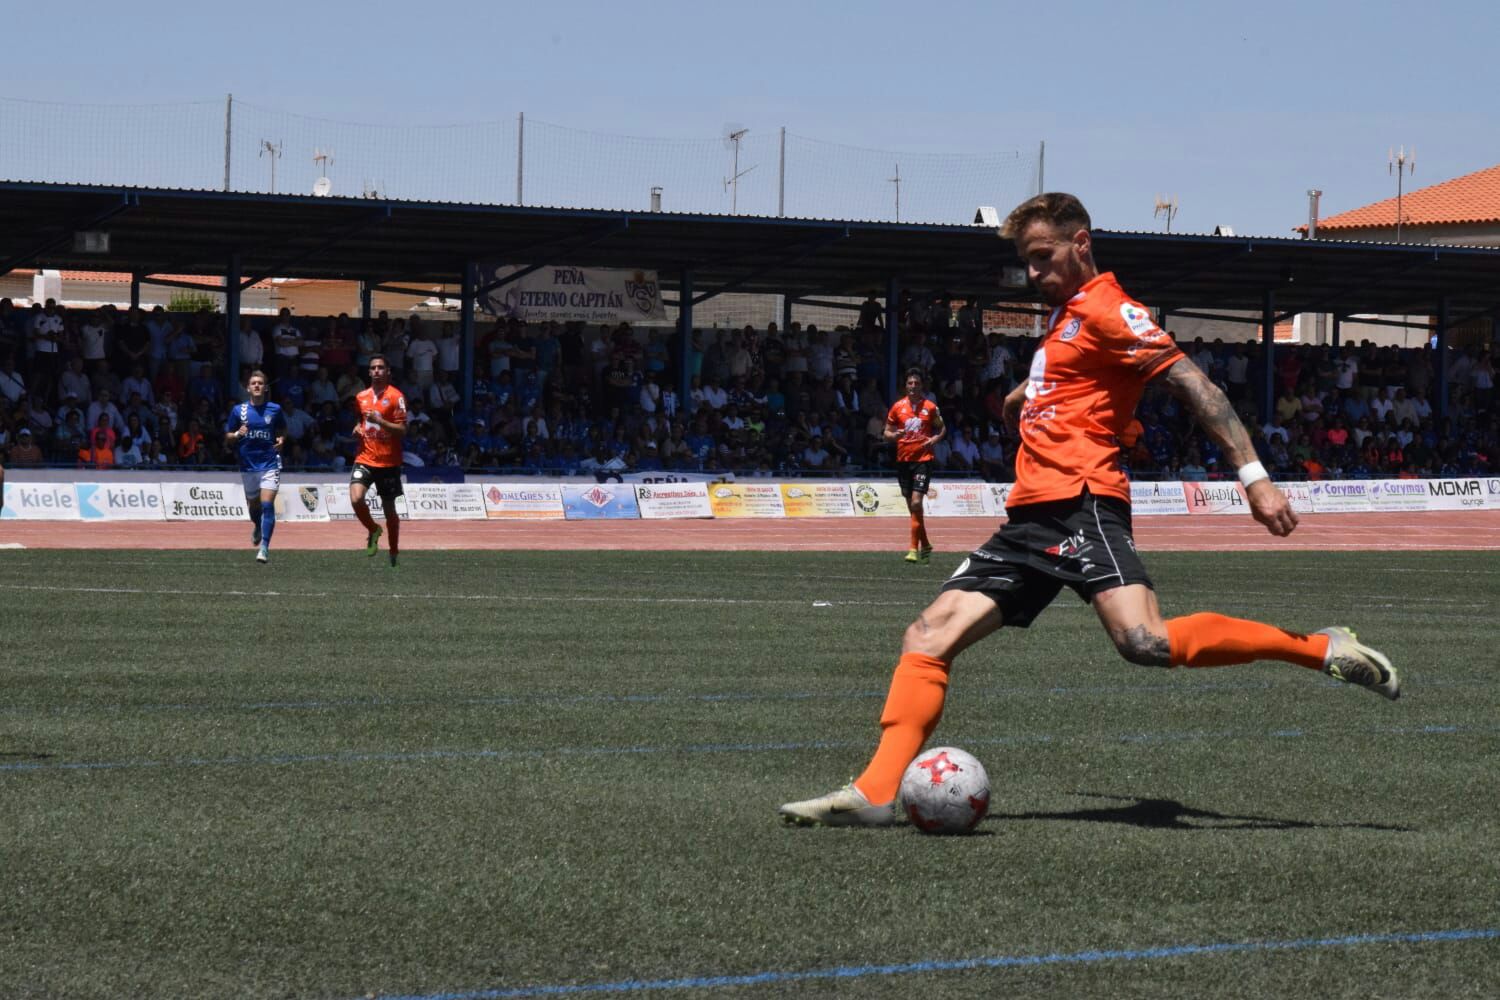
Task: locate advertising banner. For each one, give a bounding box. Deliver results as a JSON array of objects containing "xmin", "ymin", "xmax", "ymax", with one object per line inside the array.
[
  {"xmin": 76, "ymin": 482, "xmax": 165, "ymax": 521},
  {"xmin": 983, "ymin": 483, "xmax": 1013, "ymax": 517},
  {"xmin": 561, "ymin": 482, "xmax": 640, "ymax": 520},
  {"xmin": 275, "ymin": 484, "xmax": 331, "ymax": 522},
  {"xmin": 479, "ymin": 265, "xmax": 667, "ymax": 324},
  {"xmin": 707, "ymin": 482, "xmax": 787, "ymax": 518},
  {"xmin": 0, "ymin": 482, "xmax": 80, "ymax": 520},
  {"xmin": 1367, "ymin": 479, "xmax": 1430, "ymax": 513},
  {"xmin": 479, "ymin": 482, "xmax": 565, "ymax": 519},
  {"xmin": 1129, "ymin": 480, "xmax": 1189, "ymax": 516},
  {"xmin": 1307, "ymin": 480, "xmax": 1373, "ymax": 513},
  {"xmin": 402, "ymin": 483, "xmax": 486, "ymax": 520},
  {"xmin": 1421, "ymin": 477, "xmax": 1488, "ymax": 511},
  {"xmin": 1276, "ymin": 481, "xmax": 1316, "ymax": 514},
  {"xmin": 635, "ymin": 482, "xmax": 714, "ymax": 519},
  {"xmin": 779, "ymin": 482, "xmax": 855, "ymax": 517},
  {"xmin": 924, "ymin": 481, "xmax": 991, "ymax": 518},
  {"xmin": 161, "ymin": 482, "xmax": 249, "ymax": 521},
  {"xmin": 1183, "ymin": 481, "xmax": 1250, "ymax": 515},
  {"xmin": 324, "ymin": 484, "xmax": 408, "ymax": 520},
  {"xmin": 849, "ymin": 481, "xmax": 908, "ymax": 517},
  {"xmin": 1486, "ymin": 477, "xmax": 1500, "ymax": 511}
]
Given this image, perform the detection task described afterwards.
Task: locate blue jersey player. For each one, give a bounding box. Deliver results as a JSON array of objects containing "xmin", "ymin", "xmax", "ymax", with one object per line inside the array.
[{"xmin": 224, "ymin": 370, "xmax": 286, "ymax": 564}]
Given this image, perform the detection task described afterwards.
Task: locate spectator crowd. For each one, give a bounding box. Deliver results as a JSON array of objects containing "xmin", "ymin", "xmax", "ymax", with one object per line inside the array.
[{"xmin": 0, "ymin": 291, "xmax": 1495, "ymax": 482}]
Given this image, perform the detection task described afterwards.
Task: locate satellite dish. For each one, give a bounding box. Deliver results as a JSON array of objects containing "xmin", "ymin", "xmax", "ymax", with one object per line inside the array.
[
  {"xmin": 312, "ymin": 176, "xmax": 332, "ymax": 197},
  {"xmin": 311, "ymin": 147, "xmax": 335, "ymax": 197}
]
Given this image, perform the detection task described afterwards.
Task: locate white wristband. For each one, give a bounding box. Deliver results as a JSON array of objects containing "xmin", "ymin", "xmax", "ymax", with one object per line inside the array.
[{"xmin": 1237, "ymin": 461, "xmax": 1270, "ymax": 488}]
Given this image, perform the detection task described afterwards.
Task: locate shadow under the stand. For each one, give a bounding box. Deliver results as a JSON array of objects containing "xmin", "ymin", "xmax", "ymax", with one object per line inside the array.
[{"xmin": 988, "ymin": 791, "xmax": 1412, "ymax": 832}]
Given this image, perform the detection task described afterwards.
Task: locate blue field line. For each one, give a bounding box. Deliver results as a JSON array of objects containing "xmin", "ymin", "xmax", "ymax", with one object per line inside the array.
[
  {"xmin": 4, "ymin": 722, "xmax": 1498, "ymax": 776},
  {"xmin": 0, "ymin": 678, "xmax": 1288, "ymax": 719},
  {"xmin": 366, "ymin": 927, "xmax": 1500, "ymax": 1000}
]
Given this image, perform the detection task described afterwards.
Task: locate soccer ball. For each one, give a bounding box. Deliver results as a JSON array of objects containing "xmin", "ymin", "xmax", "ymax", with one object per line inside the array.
[{"xmin": 899, "ymin": 746, "xmax": 991, "ymax": 835}]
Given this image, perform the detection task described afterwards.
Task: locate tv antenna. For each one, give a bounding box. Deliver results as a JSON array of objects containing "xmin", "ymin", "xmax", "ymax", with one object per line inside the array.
[
  {"xmin": 889, "ymin": 162, "xmax": 902, "ymax": 222},
  {"xmin": 312, "ymin": 147, "xmax": 334, "ymax": 197},
  {"xmin": 722, "ymin": 125, "xmax": 756, "ymax": 214},
  {"xmin": 1389, "ymin": 145, "xmax": 1415, "ymax": 241},
  {"xmin": 361, "ymin": 179, "xmax": 384, "ymax": 199},
  {"xmin": 258, "ymin": 139, "xmax": 283, "ymax": 193},
  {"xmin": 1153, "ymin": 194, "xmax": 1179, "ymax": 233}
]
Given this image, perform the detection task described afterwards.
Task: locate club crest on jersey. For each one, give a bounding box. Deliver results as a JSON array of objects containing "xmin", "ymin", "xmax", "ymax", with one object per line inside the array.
[
  {"xmin": 1060, "ymin": 318, "xmax": 1082, "ymax": 341},
  {"xmin": 1120, "ymin": 303, "xmax": 1158, "ymax": 337}
]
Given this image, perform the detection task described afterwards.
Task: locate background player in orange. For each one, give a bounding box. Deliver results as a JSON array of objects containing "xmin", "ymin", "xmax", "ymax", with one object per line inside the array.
[
  {"xmin": 884, "ymin": 368, "xmax": 945, "ymax": 563},
  {"xmin": 780, "ymin": 192, "xmax": 1399, "ymax": 828},
  {"xmin": 350, "ymin": 353, "xmax": 407, "ymax": 567}
]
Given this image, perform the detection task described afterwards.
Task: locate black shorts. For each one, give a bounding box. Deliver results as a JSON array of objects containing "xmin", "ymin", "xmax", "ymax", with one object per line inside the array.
[
  {"xmin": 895, "ymin": 460, "xmax": 933, "ymax": 497},
  {"xmin": 939, "ymin": 490, "xmax": 1153, "ymax": 628},
  {"xmin": 350, "ymin": 463, "xmax": 405, "ymax": 505}
]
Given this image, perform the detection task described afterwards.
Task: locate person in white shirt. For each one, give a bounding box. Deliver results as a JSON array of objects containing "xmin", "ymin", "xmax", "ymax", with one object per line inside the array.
[
  {"xmin": 948, "ymin": 427, "xmax": 981, "ymax": 470},
  {"xmin": 78, "ymin": 309, "xmax": 111, "ymax": 364},
  {"xmin": 0, "ymin": 356, "xmax": 25, "ymax": 405},
  {"xmin": 702, "ymin": 379, "xmax": 728, "ymax": 411},
  {"xmin": 405, "ymin": 332, "xmax": 438, "ymax": 388},
  {"xmin": 436, "ymin": 326, "xmax": 462, "ymax": 376},
  {"xmin": 271, "ymin": 308, "xmax": 302, "ymax": 377},
  {"xmin": 58, "ymin": 356, "xmax": 92, "ymax": 405},
  {"xmin": 806, "ymin": 328, "xmax": 834, "ymax": 380},
  {"xmin": 237, "ymin": 317, "xmax": 264, "ymax": 370}
]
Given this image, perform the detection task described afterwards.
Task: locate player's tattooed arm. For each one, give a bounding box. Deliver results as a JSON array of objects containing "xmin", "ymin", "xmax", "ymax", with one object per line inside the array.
[{"xmin": 1152, "ymin": 358, "xmax": 1258, "ymax": 468}]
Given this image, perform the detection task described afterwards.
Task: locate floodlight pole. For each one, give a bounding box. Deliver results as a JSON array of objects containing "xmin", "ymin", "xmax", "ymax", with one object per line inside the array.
[
  {"xmin": 778, "ymin": 126, "xmax": 786, "ymax": 218},
  {"xmin": 516, "ymin": 112, "xmax": 525, "ymax": 206},
  {"xmin": 223, "ymin": 94, "xmax": 233, "ymax": 192},
  {"xmin": 1389, "ymin": 146, "xmax": 1414, "ymax": 242}
]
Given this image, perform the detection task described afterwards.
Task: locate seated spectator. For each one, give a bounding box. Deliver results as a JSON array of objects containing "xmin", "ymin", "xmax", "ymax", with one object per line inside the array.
[
  {"xmin": 948, "ymin": 425, "xmax": 981, "ymax": 471},
  {"xmin": 8, "ymin": 426, "xmax": 43, "ymax": 465},
  {"xmin": 79, "ymin": 423, "xmax": 116, "ymax": 469}
]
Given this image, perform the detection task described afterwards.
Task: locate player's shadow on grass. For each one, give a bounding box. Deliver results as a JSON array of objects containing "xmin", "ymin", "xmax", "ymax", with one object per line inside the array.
[
  {"xmin": 0, "ymin": 751, "xmax": 54, "ymax": 761},
  {"xmin": 990, "ymin": 792, "xmax": 1411, "ymax": 832}
]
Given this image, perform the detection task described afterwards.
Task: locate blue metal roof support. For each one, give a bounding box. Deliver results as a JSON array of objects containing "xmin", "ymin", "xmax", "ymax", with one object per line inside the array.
[
  {"xmin": 460, "ymin": 261, "xmax": 476, "ymax": 418},
  {"xmin": 678, "ymin": 269, "xmax": 694, "ymax": 413},
  {"xmin": 885, "ymin": 276, "xmax": 902, "ymax": 403},
  {"xmin": 360, "ymin": 281, "xmax": 372, "ymax": 321},
  {"xmin": 129, "ymin": 271, "xmax": 141, "ymax": 312},
  {"xmin": 0, "ymin": 191, "xmax": 135, "ymax": 277},
  {"xmin": 1331, "ymin": 314, "xmax": 1341, "ymax": 349},
  {"xmin": 225, "ymin": 253, "xmax": 242, "ymax": 397},
  {"xmin": 1435, "ymin": 296, "xmax": 1449, "ymax": 424},
  {"xmin": 1260, "ymin": 290, "xmax": 1275, "ymax": 427}
]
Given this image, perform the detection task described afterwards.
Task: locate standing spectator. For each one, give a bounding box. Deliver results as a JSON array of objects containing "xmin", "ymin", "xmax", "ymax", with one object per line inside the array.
[
  {"xmin": 145, "ymin": 305, "xmax": 175, "ymax": 376},
  {"xmin": 405, "ymin": 327, "xmax": 438, "ymax": 389},
  {"xmin": 29, "ymin": 300, "xmax": 66, "ymax": 396},
  {"xmin": 237, "ymin": 316, "xmax": 264, "ymax": 373},
  {"xmin": 116, "ymin": 306, "xmax": 151, "ymax": 373},
  {"xmin": 0, "ymin": 354, "xmax": 25, "ymax": 405},
  {"xmin": 270, "ymin": 308, "xmax": 302, "ymax": 377},
  {"xmin": 78, "ymin": 308, "xmax": 112, "ymax": 368},
  {"xmin": 435, "ymin": 323, "xmax": 462, "ymax": 380},
  {"xmin": 322, "ymin": 315, "xmax": 354, "ymax": 371}
]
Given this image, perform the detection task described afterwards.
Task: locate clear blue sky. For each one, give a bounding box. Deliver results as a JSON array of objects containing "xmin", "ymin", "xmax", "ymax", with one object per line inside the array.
[{"xmin": 6, "ymin": 0, "xmax": 1498, "ymax": 236}]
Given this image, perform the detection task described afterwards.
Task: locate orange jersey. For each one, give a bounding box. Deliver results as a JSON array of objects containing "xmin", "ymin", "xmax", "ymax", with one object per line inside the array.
[
  {"xmin": 1008, "ymin": 272, "xmax": 1183, "ymax": 508},
  {"xmin": 886, "ymin": 396, "xmax": 942, "ymax": 462},
  {"xmin": 353, "ymin": 384, "xmax": 407, "ymax": 468}
]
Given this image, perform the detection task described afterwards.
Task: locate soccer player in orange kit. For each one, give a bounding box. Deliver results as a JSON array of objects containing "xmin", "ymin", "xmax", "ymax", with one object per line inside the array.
[
  {"xmin": 885, "ymin": 368, "xmax": 946, "ymax": 563},
  {"xmin": 349, "ymin": 354, "xmax": 407, "ymax": 568},
  {"xmin": 780, "ymin": 192, "xmax": 1399, "ymax": 828}
]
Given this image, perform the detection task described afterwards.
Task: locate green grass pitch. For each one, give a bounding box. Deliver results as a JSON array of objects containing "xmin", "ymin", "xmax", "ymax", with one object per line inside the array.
[{"xmin": 1, "ymin": 549, "xmax": 1497, "ymax": 998}]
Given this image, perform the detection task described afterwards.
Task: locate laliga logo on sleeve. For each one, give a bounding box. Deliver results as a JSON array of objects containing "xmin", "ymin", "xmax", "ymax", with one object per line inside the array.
[
  {"xmin": 1060, "ymin": 318, "xmax": 1082, "ymax": 341},
  {"xmin": 1120, "ymin": 303, "xmax": 1161, "ymax": 338}
]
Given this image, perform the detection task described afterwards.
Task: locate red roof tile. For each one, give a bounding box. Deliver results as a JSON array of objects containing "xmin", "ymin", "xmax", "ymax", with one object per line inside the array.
[{"xmin": 1310, "ymin": 163, "xmax": 1500, "ymax": 233}]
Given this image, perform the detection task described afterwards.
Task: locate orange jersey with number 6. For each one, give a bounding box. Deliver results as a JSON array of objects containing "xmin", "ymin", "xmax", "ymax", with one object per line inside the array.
[{"xmin": 353, "ymin": 385, "xmax": 407, "ymax": 468}]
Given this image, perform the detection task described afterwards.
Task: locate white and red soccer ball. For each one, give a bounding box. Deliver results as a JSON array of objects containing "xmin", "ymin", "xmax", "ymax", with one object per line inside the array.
[{"xmin": 899, "ymin": 746, "xmax": 990, "ymax": 834}]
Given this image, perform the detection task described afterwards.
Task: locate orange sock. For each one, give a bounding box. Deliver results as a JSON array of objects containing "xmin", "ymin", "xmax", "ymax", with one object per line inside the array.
[
  {"xmin": 853, "ymin": 652, "xmax": 950, "ymax": 805},
  {"xmin": 909, "ymin": 512, "xmax": 922, "ymax": 550},
  {"xmin": 1165, "ymin": 612, "xmax": 1328, "ymax": 669}
]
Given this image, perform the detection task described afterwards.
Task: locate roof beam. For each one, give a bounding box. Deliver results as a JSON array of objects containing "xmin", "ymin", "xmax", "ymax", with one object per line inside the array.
[
  {"xmin": 691, "ymin": 229, "xmax": 850, "ymax": 305},
  {"xmin": 0, "ymin": 192, "xmax": 136, "ymax": 277},
  {"xmin": 237, "ymin": 206, "xmax": 393, "ymax": 290}
]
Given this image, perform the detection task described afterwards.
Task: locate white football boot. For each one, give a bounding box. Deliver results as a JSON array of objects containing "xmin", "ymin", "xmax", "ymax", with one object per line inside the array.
[
  {"xmin": 1316, "ymin": 627, "xmax": 1399, "ymax": 700},
  {"xmin": 779, "ymin": 784, "xmax": 898, "ymax": 828}
]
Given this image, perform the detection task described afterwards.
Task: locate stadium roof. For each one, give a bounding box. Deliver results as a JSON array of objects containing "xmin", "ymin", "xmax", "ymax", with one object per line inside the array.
[
  {"xmin": 5, "ymin": 181, "xmax": 1500, "ymax": 322},
  {"xmin": 1310, "ymin": 163, "xmax": 1500, "ymax": 233}
]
